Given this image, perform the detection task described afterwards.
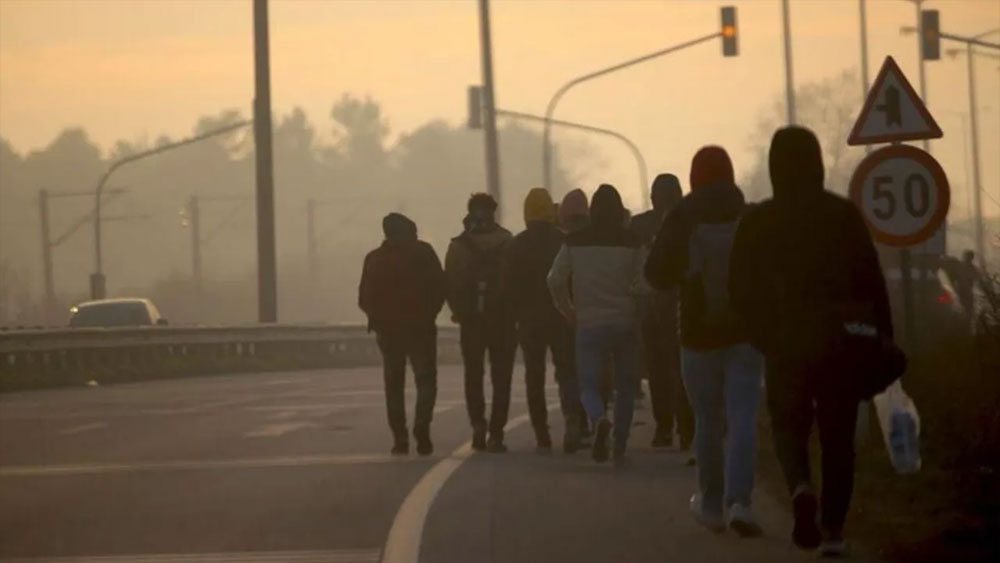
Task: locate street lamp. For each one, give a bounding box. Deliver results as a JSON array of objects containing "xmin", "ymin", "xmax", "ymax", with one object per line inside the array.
[
  {"xmin": 90, "ymin": 120, "xmax": 251, "ymax": 300},
  {"xmin": 541, "ymin": 6, "xmax": 739, "ymax": 194}
]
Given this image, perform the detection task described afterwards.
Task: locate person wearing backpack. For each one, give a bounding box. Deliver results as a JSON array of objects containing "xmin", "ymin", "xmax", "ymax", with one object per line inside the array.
[
  {"xmin": 630, "ymin": 173, "xmax": 695, "ymax": 452},
  {"xmin": 729, "ymin": 127, "xmax": 896, "ymax": 557},
  {"xmin": 548, "ymin": 184, "xmax": 644, "ymax": 466},
  {"xmin": 503, "ymin": 188, "xmax": 582, "ymax": 453},
  {"xmin": 445, "ymin": 193, "xmax": 516, "ymax": 453},
  {"xmin": 359, "ymin": 213, "xmax": 446, "ymax": 456},
  {"xmin": 645, "ymin": 146, "xmax": 763, "ymax": 537}
]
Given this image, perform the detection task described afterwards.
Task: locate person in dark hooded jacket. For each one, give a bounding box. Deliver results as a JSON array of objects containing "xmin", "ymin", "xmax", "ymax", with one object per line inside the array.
[
  {"xmin": 646, "ymin": 147, "xmax": 763, "ymax": 537},
  {"xmin": 728, "ymin": 126, "xmax": 894, "ymax": 556},
  {"xmin": 503, "ymin": 188, "xmax": 582, "ymax": 453},
  {"xmin": 630, "ymin": 173, "xmax": 694, "ymax": 450},
  {"xmin": 445, "ymin": 193, "xmax": 516, "ymax": 452},
  {"xmin": 359, "ymin": 213, "xmax": 446, "ymax": 456},
  {"xmin": 549, "ymin": 184, "xmax": 644, "ymax": 465}
]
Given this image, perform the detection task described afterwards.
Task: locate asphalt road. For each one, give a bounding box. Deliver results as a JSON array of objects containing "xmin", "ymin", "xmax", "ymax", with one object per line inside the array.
[{"xmin": 0, "ymin": 366, "xmax": 863, "ymax": 562}]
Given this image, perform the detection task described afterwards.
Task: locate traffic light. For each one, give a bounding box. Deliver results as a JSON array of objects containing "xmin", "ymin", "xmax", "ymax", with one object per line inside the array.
[
  {"xmin": 467, "ymin": 85, "xmax": 483, "ymax": 130},
  {"xmin": 921, "ymin": 10, "xmax": 940, "ymax": 61},
  {"xmin": 721, "ymin": 6, "xmax": 738, "ymax": 57}
]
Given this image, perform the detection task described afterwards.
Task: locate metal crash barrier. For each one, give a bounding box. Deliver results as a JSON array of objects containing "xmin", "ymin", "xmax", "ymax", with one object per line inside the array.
[{"xmin": 0, "ymin": 324, "xmax": 461, "ymax": 392}]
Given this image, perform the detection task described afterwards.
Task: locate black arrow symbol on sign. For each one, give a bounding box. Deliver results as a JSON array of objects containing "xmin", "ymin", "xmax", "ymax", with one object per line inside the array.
[{"xmin": 876, "ymin": 85, "xmax": 902, "ymax": 127}]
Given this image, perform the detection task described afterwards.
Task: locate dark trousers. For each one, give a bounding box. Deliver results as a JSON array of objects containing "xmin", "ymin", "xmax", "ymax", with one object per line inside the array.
[
  {"xmin": 641, "ymin": 311, "xmax": 694, "ymax": 444},
  {"xmin": 766, "ymin": 358, "xmax": 859, "ymax": 532},
  {"xmin": 518, "ymin": 317, "xmax": 580, "ymax": 440},
  {"xmin": 460, "ymin": 317, "xmax": 516, "ymax": 438},
  {"xmin": 376, "ymin": 325, "xmax": 438, "ymax": 442}
]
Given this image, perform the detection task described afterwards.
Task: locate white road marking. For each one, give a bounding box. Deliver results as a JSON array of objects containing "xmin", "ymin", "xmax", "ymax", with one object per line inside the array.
[
  {"xmin": 244, "ymin": 422, "xmax": 319, "ymax": 438},
  {"xmin": 0, "ymin": 454, "xmax": 429, "ymax": 477},
  {"xmin": 381, "ymin": 407, "xmax": 548, "ymax": 563},
  {"xmin": 0, "ymin": 549, "xmax": 380, "ymax": 563},
  {"xmin": 57, "ymin": 422, "xmax": 107, "ymax": 435}
]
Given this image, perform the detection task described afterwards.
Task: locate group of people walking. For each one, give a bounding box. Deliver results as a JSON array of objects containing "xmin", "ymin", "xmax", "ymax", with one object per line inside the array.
[{"xmin": 359, "ymin": 126, "xmax": 896, "ymax": 557}]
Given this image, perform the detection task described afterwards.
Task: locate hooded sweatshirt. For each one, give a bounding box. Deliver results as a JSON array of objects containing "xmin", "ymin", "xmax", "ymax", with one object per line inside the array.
[
  {"xmin": 548, "ymin": 184, "xmax": 644, "ymax": 328},
  {"xmin": 359, "ymin": 213, "xmax": 446, "ymax": 335},
  {"xmin": 558, "ymin": 189, "xmax": 590, "ymax": 234},
  {"xmin": 502, "ymin": 188, "xmax": 566, "ymax": 326},
  {"xmin": 645, "ymin": 146, "xmax": 748, "ymax": 349},
  {"xmin": 729, "ymin": 126, "xmax": 892, "ymax": 359}
]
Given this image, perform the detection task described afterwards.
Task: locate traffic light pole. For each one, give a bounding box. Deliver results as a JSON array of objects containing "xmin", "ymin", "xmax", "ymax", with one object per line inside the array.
[
  {"xmin": 253, "ymin": 0, "xmax": 278, "ymax": 323},
  {"xmin": 541, "ymin": 31, "xmax": 721, "ymax": 194},
  {"xmin": 477, "ymin": 0, "xmax": 502, "ymax": 216},
  {"xmin": 781, "ymin": 0, "xmax": 796, "ymax": 125}
]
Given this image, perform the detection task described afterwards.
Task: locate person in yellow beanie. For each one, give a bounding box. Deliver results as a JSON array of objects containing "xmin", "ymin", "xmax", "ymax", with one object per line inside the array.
[{"xmin": 501, "ymin": 188, "xmax": 582, "ymax": 453}]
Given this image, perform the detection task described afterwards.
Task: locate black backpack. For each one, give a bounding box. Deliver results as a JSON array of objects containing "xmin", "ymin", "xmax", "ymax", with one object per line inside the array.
[{"xmin": 458, "ymin": 235, "xmax": 505, "ymax": 318}]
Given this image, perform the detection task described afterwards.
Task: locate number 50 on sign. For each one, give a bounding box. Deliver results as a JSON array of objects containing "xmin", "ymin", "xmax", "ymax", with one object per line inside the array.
[{"xmin": 849, "ymin": 145, "xmax": 949, "ymax": 248}]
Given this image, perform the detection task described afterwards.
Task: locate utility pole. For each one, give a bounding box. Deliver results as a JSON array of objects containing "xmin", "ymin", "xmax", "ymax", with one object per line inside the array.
[
  {"xmin": 477, "ymin": 0, "xmax": 502, "ymax": 216},
  {"xmin": 189, "ymin": 195, "xmax": 202, "ymax": 298},
  {"xmin": 781, "ymin": 0, "xmax": 797, "ymax": 124},
  {"xmin": 253, "ymin": 0, "xmax": 278, "ymax": 323},
  {"xmin": 38, "ymin": 190, "xmax": 55, "ymax": 325},
  {"xmin": 966, "ymin": 42, "xmax": 985, "ymax": 270},
  {"xmin": 306, "ymin": 198, "xmax": 317, "ymax": 277}
]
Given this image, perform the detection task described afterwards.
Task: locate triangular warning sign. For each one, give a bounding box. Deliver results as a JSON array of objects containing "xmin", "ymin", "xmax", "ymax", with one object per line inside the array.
[{"xmin": 848, "ymin": 56, "xmax": 943, "ymax": 146}]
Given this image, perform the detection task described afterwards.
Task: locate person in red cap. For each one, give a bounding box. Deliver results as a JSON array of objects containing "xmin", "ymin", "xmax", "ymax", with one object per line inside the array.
[{"xmin": 646, "ymin": 146, "xmax": 763, "ymax": 537}]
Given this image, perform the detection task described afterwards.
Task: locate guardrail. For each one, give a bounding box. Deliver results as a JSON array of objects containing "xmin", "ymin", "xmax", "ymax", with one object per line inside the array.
[{"xmin": 0, "ymin": 324, "xmax": 460, "ymax": 392}]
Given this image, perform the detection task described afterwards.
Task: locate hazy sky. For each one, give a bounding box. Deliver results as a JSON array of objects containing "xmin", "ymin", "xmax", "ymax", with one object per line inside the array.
[{"xmin": 1, "ymin": 0, "xmax": 998, "ymax": 215}]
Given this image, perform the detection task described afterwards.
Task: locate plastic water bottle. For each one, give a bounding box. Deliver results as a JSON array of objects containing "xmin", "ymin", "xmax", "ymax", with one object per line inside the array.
[{"xmin": 888, "ymin": 408, "xmax": 921, "ymax": 474}]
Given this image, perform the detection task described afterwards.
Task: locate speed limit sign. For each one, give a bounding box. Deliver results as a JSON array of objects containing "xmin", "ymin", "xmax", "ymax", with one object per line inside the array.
[{"xmin": 848, "ymin": 144, "xmax": 949, "ymax": 248}]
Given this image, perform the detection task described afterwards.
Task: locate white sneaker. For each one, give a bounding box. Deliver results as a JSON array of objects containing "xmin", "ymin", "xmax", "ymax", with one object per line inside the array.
[
  {"xmin": 689, "ymin": 494, "xmax": 725, "ymax": 533},
  {"xmin": 727, "ymin": 503, "xmax": 763, "ymax": 537},
  {"xmin": 819, "ymin": 538, "xmax": 849, "ymax": 558}
]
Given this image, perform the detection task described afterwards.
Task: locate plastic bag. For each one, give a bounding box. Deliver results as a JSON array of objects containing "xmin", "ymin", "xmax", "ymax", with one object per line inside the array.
[{"xmin": 872, "ymin": 380, "xmax": 922, "ymax": 474}]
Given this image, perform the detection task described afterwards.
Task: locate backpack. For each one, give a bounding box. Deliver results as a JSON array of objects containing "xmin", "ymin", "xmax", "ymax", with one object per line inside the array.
[
  {"xmin": 686, "ymin": 221, "xmax": 739, "ymax": 329},
  {"xmin": 458, "ymin": 235, "xmax": 505, "ymax": 318}
]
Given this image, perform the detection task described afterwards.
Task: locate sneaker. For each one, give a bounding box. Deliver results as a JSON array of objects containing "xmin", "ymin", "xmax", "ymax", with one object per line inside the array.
[
  {"xmin": 486, "ymin": 438, "xmax": 507, "ymax": 453},
  {"xmin": 414, "ymin": 428, "xmax": 433, "ymax": 456},
  {"xmin": 536, "ymin": 431, "xmax": 553, "ymax": 453},
  {"xmin": 563, "ymin": 419, "xmax": 582, "ymax": 454},
  {"xmin": 612, "ymin": 440, "xmax": 628, "ymax": 468},
  {"xmin": 471, "ymin": 423, "xmax": 487, "ymax": 451},
  {"xmin": 652, "ymin": 426, "xmax": 674, "ymax": 448},
  {"xmin": 592, "ymin": 418, "xmax": 611, "ymax": 463},
  {"xmin": 689, "ymin": 494, "xmax": 725, "ymax": 533},
  {"xmin": 792, "ymin": 487, "xmax": 822, "ymax": 550},
  {"xmin": 728, "ymin": 503, "xmax": 764, "ymax": 538},
  {"xmin": 819, "ymin": 538, "xmax": 848, "ymax": 558}
]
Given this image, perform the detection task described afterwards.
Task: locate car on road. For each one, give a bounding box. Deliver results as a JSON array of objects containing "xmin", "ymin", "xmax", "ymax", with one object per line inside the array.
[{"xmin": 69, "ymin": 298, "xmax": 168, "ymax": 328}]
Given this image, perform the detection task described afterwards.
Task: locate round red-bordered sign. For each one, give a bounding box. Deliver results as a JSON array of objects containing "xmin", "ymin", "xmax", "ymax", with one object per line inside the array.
[{"xmin": 848, "ymin": 144, "xmax": 949, "ymax": 247}]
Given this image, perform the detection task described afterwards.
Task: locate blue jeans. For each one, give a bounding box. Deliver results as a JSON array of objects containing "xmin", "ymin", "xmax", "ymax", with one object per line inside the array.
[
  {"xmin": 682, "ymin": 344, "xmax": 762, "ymax": 517},
  {"xmin": 576, "ymin": 321, "xmax": 638, "ymax": 447}
]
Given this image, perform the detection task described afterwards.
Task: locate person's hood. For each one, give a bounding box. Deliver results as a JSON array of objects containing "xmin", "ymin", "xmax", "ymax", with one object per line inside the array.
[
  {"xmin": 382, "ymin": 212, "xmax": 417, "ymax": 241},
  {"xmin": 682, "ymin": 180, "xmax": 746, "ymax": 224},
  {"xmin": 769, "ymin": 126, "xmax": 825, "ymax": 201},
  {"xmin": 590, "ymin": 184, "xmax": 626, "ymax": 229},
  {"xmin": 558, "ymin": 189, "xmax": 589, "ymax": 231},
  {"xmin": 690, "ymin": 146, "xmax": 735, "ymax": 191},
  {"xmin": 523, "ymin": 188, "xmax": 556, "ymax": 226},
  {"xmin": 650, "ymin": 173, "xmax": 682, "ymax": 211}
]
